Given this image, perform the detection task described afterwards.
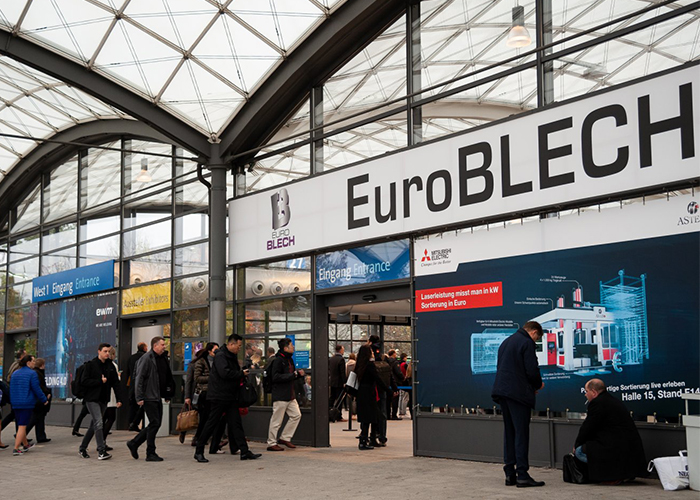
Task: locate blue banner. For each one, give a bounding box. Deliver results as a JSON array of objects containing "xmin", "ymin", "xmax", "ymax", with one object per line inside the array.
[
  {"xmin": 32, "ymin": 260, "xmax": 116, "ymax": 303},
  {"xmin": 315, "ymin": 240, "xmax": 410, "ymax": 290}
]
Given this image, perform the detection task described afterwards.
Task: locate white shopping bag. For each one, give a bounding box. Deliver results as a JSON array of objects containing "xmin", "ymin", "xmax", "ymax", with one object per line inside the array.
[{"xmin": 648, "ymin": 450, "xmax": 690, "ymax": 491}]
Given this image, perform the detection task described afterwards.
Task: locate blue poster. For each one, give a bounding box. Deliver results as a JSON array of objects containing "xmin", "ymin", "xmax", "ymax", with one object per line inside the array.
[
  {"xmin": 32, "ymin": 260, "xmax": 115, "ymax": 303},
  {"xmin": 184, "ymin": 343, "xmax": 193, "ymax": 371},
  {"xmin": 315, "ymin": 240, "xmax": 410, "ymax": 289}
]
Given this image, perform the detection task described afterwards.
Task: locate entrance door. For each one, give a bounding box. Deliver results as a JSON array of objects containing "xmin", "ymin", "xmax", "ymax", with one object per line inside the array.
[{"xmin": 3, "ymin": 331, "xmax": 37, "ymax": 380}]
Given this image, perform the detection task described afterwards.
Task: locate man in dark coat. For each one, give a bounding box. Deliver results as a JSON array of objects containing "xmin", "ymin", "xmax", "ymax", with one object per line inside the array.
[
  {"xmin": 27, "ymin": 358, "xmax": 52, "ymax": 443},
  {"xmin": 126, "ymin": 342, "xmax": 147, "ymax": 431},
  {"xmin": 193, "ymin": 333, "xmax": 261, "ymax": 463},
  {"xmin": 574, "ymin": 378, "xmax": 646, "ymax": 483},
  {"xmin": 127, "ymin": 336, "xmax": 174, "ymax": 462},
  {"xmin": 328, "ymin": 344, "xmax": 346, "ymax": 419},
  {"xmin": 492, "ymin": 321, "xmax": 545, "ymax": 488},
  {"xmin": 387, "ymin": 350, "xmax": 405, "ymax": 420},
  {"xmin": 267, "ymin": 338, "xmax": 304, "ymax": 451}
]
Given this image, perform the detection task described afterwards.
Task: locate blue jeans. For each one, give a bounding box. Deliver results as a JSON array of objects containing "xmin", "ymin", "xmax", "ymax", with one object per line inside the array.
[
  {"xmin": 80, "ymin": 401, "xmax": 107, "ymax": 453},
  {"xmin": 575, "ymin": 445, "xmax": 588, "ymax": 463}
]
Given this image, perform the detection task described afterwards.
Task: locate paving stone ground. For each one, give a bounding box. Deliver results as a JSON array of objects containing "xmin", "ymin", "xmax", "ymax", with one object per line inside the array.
[{"xmin": 0, "ymin": 418, "xmax": 694, "ymax": 500}]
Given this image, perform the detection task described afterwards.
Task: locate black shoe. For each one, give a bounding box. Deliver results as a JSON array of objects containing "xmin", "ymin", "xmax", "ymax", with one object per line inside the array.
[
  {"xmin": 37, "ymin": 439, "xmax": 51, "ymax": 443},
  {"xmin": 145, "ymin": 454, "xmax": 164, "ymax": 462},
  {"xmin": 516, "ymin": 477, "xmax": 545, "ymax": 488},
  {"xmin": 194, "ymin": 453, "xmax": 209, "ymax": 463},
  {"xmin": 128, "ymin": 425, "xmax": 140, "ymax": 432},
  {"xmin": 104, "ymin": 445, "xmax": 113, "ymax": 452},
  {"xmin": 126, "ymin": 440, "xmax": 139, "ymax": 460},
  {"xmin": 179, "ymin": 433, "xmax": 186, "ymax": 444},
  {"xmin": 240, "ymin": 451, "xmax": 261, "ymax": 460},
  {"xmin": 505, "ymin": 475, "xmax": 517, "ymax": 486},
  {"xmin": 369, "ymin": 438, "xmax": 383, "ymax": 448},
  {"xmin": 98, "ymin": 451, "xmax": 112, "ymax": 461},
  {"xmin": 358, "ymin": 438, "xmax": 374, "ymax": 450},
  {"xmin": 78, "ymin": 449, "xmax": 90, "ymax": 459},
  {"xmin": 72, "ymin": 431, "xmax": 83, "ymax": 437}
]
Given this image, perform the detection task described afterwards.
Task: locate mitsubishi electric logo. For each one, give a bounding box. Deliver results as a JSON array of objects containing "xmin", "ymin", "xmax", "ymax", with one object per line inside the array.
[
  {"xmin": 678, "ymin": 200, "xmax": 700, "ymax": 227},
  {"xmin": 268, "ymin": 188, "xmax": 296, "ymax": 251},
  {"xmin": 421, "ymin": 249, "xmax": 431, "ymax": 262},
  {"xmin": 419, "ymin": 247, "xmax": 452, "ymax": 268}
]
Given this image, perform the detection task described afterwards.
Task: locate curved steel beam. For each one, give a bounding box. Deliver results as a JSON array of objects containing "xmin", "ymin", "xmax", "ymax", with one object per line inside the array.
[
  {"xmin": 0, "ymin": 119, "xmax": 171, "ymax": 225},
  {"xmin": 218, "ymin": 0, "xmax": 406, "ymax": 163},
  {"xmin": 0, "ymin": 30, "xmax": 212, "ymax": 159}
]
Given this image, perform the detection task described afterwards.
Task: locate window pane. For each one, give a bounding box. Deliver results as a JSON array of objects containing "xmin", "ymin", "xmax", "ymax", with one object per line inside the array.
[
  {"xmin": 11, "ymin": 184, "xmax": 41, "ymax": 234},
  {"xmin": 7, "ymin": 282, "xmax": 32, "ymax": 308},
  {"xmin": 41, "ymin": 247, "xmax": 76, "ymax": 276},
  {"xmin": 0, "ymin": 267, "xmax": 5, "ymax": 311},
  {"xmin": 126, "ymin": 250, "xmax": 171, "ymax": 285},
  {"xmin": 9, "ymin": 257, "xmax": 39, "ymax": 283},
  {"xmin": 175, "ymin": 177, "xmax": 209, "ymax": 214},
  {"xmin": 80, "ymin": 215, "xmax": 120, "ymax": 241},
  {"xmin": 175, "ymin": 242, "xmax": 208, "ymax": 276},
  {"xmin": 237, "ymin": 257, "xmax": 311, "ymax": 299},
  {"xmin": 238, "ymin": 296, "xmax": 311, "ymax": 335},
  {"xmin": 173, "ymin": 274, "xmax": 208, "ymax": 308},
  {"xmin": 123, "ymin": 220, "xmax": 171, "ymax": 257},
  {"xmin": 80, "ymin": 234, "xmax": 120, "ymax": 266},
  {"xmin": 173, "ymin": 307, "xmax": 208, "ymax": 340},
  {"xmin": 172, "ymin": 340, "xmax": 205, "ymax": 372},
  {"xmin": 42, "ymin": 223, "xmax": 77, "ymax": 253},
  {"xmin": 6, "ymin": 304, "xmax": 37, "ymax": 330},
  {"xmin": 80, "ymin": 143, "xmax": 121, "ymax": 212},
  {"xmin": 174, "ymin": 213, "xmax": 208, "ymax": 245},
  {"xmin": 10, "ymin": 234, "xmax": 39, "ymax": 262},
  {"xmin": 43, "ymin": 155, "xmax": 78, "ymax": 223},
  {"xmin": 0, "ymin": 242, "xmax": 7, "ymax": 265},
  {"xmin": 123, "ymin": 207, "xmax": 171, "ymax": 230},
  {"xmin": 123, "ymin": 140, "xmax": 172, "ymax": 203},
  {"xmin": 384, "ymin": 324, "xmax": 411, "ymax": 342}
]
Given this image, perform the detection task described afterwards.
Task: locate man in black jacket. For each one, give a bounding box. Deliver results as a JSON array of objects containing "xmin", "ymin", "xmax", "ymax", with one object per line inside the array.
[
  {"xmin": 127, "ymin": 336, "xmax": 174, "ymax": 462},
  {"xmin": 328, "ymin": 344, "xmax": 346, "ymax": 418},
  {"xmin": 126, "ymin": 342, "xmax": 147, "ymax": 431},
  {"xmin": 193, "ymin": 334, "xmax": 261, "ymax": 463},
  {"xmin": 78, "ymin": 343, "xmax": 122, "ymax": 460},
  {"xmin": 574, "ymin": 378, "xmax": 646, "ymax": 483},
  {"xmin": 267, "ymin": 338, "xmax": 304, "ymax": 451},
  {"xmin": 492, "ymin": 321, "xmax": 545, "ymax": 488},
  {"xmin": 27, "ymin": 358, "xmax": 52, "ymax": 443},
  {"xmin": 387, "ymin": 350, "xmax": 404, "ymax": 420}
]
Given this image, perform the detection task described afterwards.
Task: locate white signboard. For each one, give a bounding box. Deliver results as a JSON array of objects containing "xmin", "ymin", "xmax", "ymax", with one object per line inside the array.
[
  {"xmin": 415, "ymin": 194, "xmax": 700, "ymax": 276},
  {"xmin": 229, "ymin": 65, "xmax": 699, "ymax": 265}
]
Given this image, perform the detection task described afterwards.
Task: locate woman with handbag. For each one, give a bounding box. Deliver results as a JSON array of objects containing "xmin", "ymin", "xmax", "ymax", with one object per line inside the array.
[
  {"xmin": 354, "ymin": 345, "xmax": 388, "ymax": 451},
  {"xmin": 192, "ymin": 343, "xmax": 219, "ymax": 449}
]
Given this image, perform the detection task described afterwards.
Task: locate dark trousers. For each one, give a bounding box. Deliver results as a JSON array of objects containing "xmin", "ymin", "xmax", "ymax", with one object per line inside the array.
[
  {"xmin": 128, "ymin": 392, "xmax": 144, "ymax": 429},
  {"xmin": 27, "ymin": 402, "xmax": 50, "ymax": 441},
  {"xmin": 103, "ymin": 406, "xmax": 117, "ymax": 436},
  {"xmin": 73, "ymin": 402, "xmax": 89, "ymax": 432},
  {"xmin": 390, "ymin": 392, "xmax": 399, "ymax": 419},
  {"xmin": 500, "ymin": 397, "xmax": 531, "ymax": 479},
  {"xmin": 1, "ymin": 408, "xmax": 15, "ymax": 430},
  {"xmin": 193, "ymin": 392, "xmax": 212, "ymax": 444},
  {"xmin": 132, "ymin": 401, "xmax": 162, "ymax": 456},
  {"xmin": 196, "ymin": 400, "xmax": 248, "ymax": 456}
]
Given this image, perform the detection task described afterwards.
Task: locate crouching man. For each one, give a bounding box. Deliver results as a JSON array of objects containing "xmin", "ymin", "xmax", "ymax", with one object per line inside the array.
[{"xmin": 574, "ymin": 378, "xmax": 646, "ymax": 484}]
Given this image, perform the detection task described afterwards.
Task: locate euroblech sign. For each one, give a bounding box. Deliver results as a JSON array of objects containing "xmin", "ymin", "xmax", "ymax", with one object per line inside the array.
[
  {"xmin": 315, "ymin": 240, "xmax": 410, "ymax": 290},
  {"xmin": 229, "ymin": 64, "xmax": 699, "ymax": 265},
  {"xmin": 32, "ymin": 260, "xmax": 115, "ymax": 303}
]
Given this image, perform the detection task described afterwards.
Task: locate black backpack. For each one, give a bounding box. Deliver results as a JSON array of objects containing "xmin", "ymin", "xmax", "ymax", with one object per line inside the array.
[
  {"xmin": 71, "ymin": 361, "xmax": 90, "ymax": 399},
  {"xmin": 374, "ymin": 360, "xmax": 392, "ymax": 388},
  {"xmin": 263, "ymin": 357, "xmax": 276, "ymax": 393}
]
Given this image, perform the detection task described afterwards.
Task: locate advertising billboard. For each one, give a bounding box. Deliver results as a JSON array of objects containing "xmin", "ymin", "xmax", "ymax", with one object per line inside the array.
[
  {"xmin": 414, "ymin": 195, "xmax": 699, "ymax": 417},
  {"xmin": 32, "ymin": 260, "xmax": 115, "ymax": 303},
  {"xmin": 38, "ymin": 292, "xmax": 118, "ymax": 399}
]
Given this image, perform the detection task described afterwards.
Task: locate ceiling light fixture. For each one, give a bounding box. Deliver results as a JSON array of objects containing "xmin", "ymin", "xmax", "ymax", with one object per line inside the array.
[
  {"xmin": 506, "ymin": 5, "xmax": 532, "ymax": 48},
  {"xmin": 135, "ymin": 157, "xmax": 152, "ymax": 183}
]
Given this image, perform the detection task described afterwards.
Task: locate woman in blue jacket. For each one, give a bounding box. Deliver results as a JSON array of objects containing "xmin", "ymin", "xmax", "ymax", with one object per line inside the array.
[{"xmin": 9, "ymin": 355, "xmax": 48, "ymax": 455}]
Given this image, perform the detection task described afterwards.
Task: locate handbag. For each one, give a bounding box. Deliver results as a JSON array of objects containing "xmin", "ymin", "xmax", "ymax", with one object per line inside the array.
[
  {"xmin": 562, "ymin": 453, "xmax": 588, "ymax": 484},
  {"xmin": 238, "ymin": 375, "xmax": 259, "ymax": 408},
  {"xmin": 175, "ymin": 403, "xmax": 199, "ymax": 432},
  {"xmin": 648, "ymin": 451, "xmax": 689, "ymax": 490}
]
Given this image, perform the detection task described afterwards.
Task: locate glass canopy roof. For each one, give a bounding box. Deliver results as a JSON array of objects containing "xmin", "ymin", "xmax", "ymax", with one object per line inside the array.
[{"xmin": 0, "ymin": 0, "xmax": 697, "ymax": 193}]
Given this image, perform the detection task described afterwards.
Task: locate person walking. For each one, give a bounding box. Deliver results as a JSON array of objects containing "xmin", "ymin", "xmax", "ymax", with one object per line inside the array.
[
  {"xmin": 266, "ymin": 338, "xmax": 304, "ymax": 452},
  {"xmin": 102, "ymin": 347, "xmax": 121, "ymax": 449},
  {"xmin": 328, "ymin": 345, "xmax": 346, "ymax": 420},
  {"xmin": 354, "ymin": 345, "xmax": 387, "ymax": 450},
  {"xmin": 126, "ymin": 342, "xmax": 147, "ymax": 431},
  {"xmin": 191, "ymin": 342, "xmax": 219, "ymax": 448},
  {"xmin": 26, "ymin": 358, "xmax": 52, "ymax": 443},
  {"xmin": 193, "ymin": 334, "xmax": 261, "ymax": 463},
  {"xmin": 492, "ymin": 321, "xmax": 546, "ymax": 488},
  {"xmin": 0, "ymin": 349, "xmax": 26, "ymax": 432},
  {"xmin": 9, "ymin": 355, "xmax": 48, "ymax": 456},
  {"xmin": 78, "ymin": 343, "xmax": 122, "ymax": 460},
  {"xmin": 127, "ymin": 336, "xmax": 175, "ymax": 462},
  {"xmin": 387, "ymin": 350, "xmax": 404, "ymax": 420},
  {"xmin": 179, "ymin": 350, "xmax": 198, "ymax": 445}
]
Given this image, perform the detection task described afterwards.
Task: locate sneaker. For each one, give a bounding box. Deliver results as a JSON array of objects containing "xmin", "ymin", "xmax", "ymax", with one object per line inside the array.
[
  {"xmin": 21, "ymin": 442, "xmax": 35, "ymax": 452},
  {"xmin": 78, "ymin": 449, "xmax": 90, "ymax": 459},
  {"xmin": 13, "ymin": 448, "xmax": 24, "ymax": 456},
  {"xmin": 126, "ymin": 440, "xmax": 139, "ymax": 460},
  {"xmin": 145, "ymin": 454, "xmax": 164, "ymax": 462},
  {"xmin": 98, "ymin": 451, "xmax": 112, "ymax": 461},
  {"xmin": 104, "ymin": 445, "xmax": 114, "ymax": 452}
]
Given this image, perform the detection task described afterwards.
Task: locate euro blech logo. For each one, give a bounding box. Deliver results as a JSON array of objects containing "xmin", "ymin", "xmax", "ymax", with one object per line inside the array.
[
  {"xmin": 688, "ymin": 201, "xmax": 699, "ymax": 215},
  {"xmin": 678, "ymin": 200, "xmax": 700, "ymax": 227},
  {"xmin": 271, "ymin": 188, "xmax": 291, "ymax": 229}
]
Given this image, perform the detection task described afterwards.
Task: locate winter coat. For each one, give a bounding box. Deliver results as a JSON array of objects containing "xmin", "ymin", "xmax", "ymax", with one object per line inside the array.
[
  {"xmin": 134, "ymin": 350, "xmax": 175, "ymax": 402},
  {"xmin": 33, "ymin": 367, "xmax": 52, "ymax": 412},
  {"xmin": 207, "ymin": 347, "xmax": 245, "ymax": 403},
  {"xmin": 82, "ymin": 357, "xmax": 122, "ymax": 404},
  {"xmin": 127, "ymin": 350, "xmax": 146, "ymax": 397},
  {"xmin": 270, "ymin": 351, "xmax": 299, "ymax": 403},
  {"xmin": 9, "ymin": 366, "xmax": 47, "ymax": 409},
  {"xmin": 356, "ymin": 362, "xmax": 388, "ymax": 424},
  {"xmin": 575, "ymin": 390, "xmax": 647, "ymax": 482},
  {"xmin": 193, "ymin": 356, "xmax": 212, "ymax": 394},
  {"xmin": 345, "ymin": 360, "xmax": 356, "ymax": 378},
  {"xmin": 492, "ymin": 328, "xmax": 542, "ymax": 408},
  {"xmin": 183, "ymin": 361, "xmax": 196, "ymax": 401},
  {"xmin": 329, "ymin": 353, "xmax": 346, "ymax": 388},
  {"xmin": 108, "ymin": 361, "xmax": 121, "ymax": 408}
]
